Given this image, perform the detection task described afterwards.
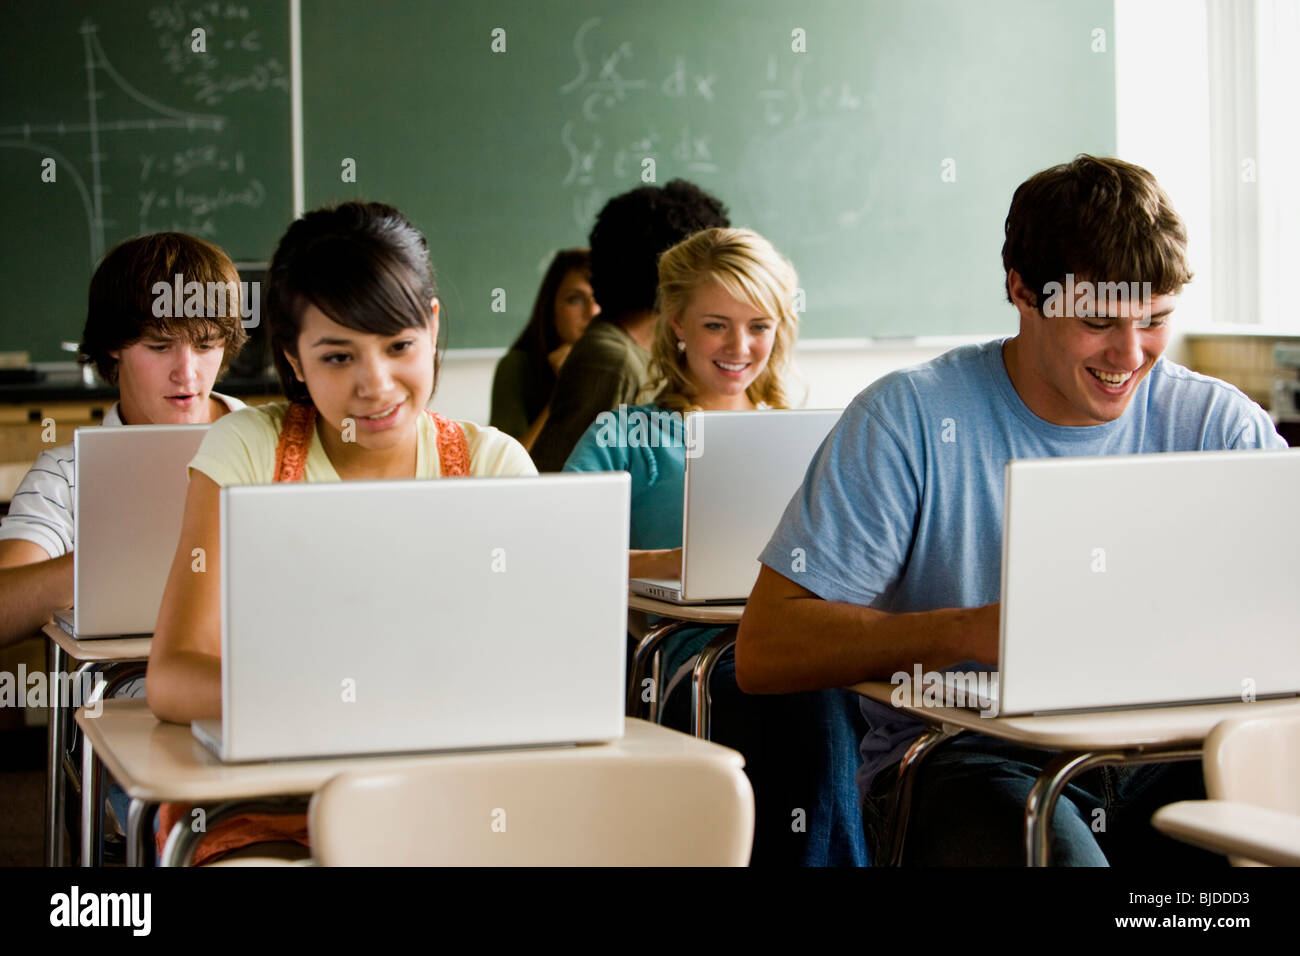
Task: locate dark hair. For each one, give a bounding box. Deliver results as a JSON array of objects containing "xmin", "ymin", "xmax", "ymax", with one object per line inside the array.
[
  {"xmin": 587, "ymin": 178, "xmax": 730, "ymax": 321},
  {"xmin": 266, "ymin": 201, "xmax": 439, "ymax": 405},
  {"xmin": 79, "ymin": 233, "xmax": 249, "ymax": 385},
  {"xmin": 510, "ymin": 248, "xmax": 592, "ymax": 379},
  {"xmin": 1002, "ymin": 154, "xmax": 1193, "ymax": 310}
]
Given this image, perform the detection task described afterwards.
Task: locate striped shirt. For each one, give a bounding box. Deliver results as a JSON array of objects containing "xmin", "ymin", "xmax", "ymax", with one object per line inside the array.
[{"xmin": 0, "ymin": 393, "xmax": 245, "ymax": 559}]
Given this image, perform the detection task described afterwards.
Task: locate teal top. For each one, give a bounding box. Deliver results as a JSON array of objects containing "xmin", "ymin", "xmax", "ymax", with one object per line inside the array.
[
  {"xmin": 563, "ymin": 403, "xmax": 686, "ymax": 550},
  {"xmin": 564, "ymin": 401, "xmax": 723, "ymax": 683}
]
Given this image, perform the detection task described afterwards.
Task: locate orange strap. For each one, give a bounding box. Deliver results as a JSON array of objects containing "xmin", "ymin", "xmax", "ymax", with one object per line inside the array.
[
  {"xmin": 273, "ymin": 402, "xmax": 470, "ymax": 480},
  {"xmin": 155, "ymin": 402, "xmax": 470, "ymax": 864}
]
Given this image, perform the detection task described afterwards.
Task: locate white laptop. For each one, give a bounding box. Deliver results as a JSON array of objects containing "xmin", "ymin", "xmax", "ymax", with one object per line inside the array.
[
  {"xmin": 192, "ymin": 472, "xmax": 630, "ymax": 762},
  {"xmin": 56, "ymin": 425, "xmax": 209, "ymax": 639},
  {"xmin": 630, "ymin": 409, "xmax": 841, "ymax": 604},
  {"xmin": 960, "ymin": 448, "xmax": 1300, "ymax": 717}
]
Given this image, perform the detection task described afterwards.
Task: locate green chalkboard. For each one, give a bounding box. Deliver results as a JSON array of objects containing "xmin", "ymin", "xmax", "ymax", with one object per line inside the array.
[
  {"xmin": 0, "ymin": 0, "xmax": 292, "ymax": 363},
  {"xmin": 1, "ymin": 0, "xmax": 1117, "ymax": 360},
  {"xmin": 303, "ymin": 0, "xmax": 1116, "ymax": 347}
]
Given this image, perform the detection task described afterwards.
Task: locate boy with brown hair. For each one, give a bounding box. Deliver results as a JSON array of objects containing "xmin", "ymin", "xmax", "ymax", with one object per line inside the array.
[
  {"xmin": 737, "ymin": 155, "xmax": 1286, "ymax": 865},
  {"xmin": 0, "ymin": 233, "xmax": 249, "ymax": 646}
]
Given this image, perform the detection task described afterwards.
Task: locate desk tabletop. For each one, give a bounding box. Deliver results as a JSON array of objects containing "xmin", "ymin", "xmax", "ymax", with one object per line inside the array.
[
  {"xmin": 75, "ymin": 699, "xmax": 743, "ymax": 804},
  {"xmin": 627, "ymin": 593, "xmax": 745, "ymax": 623},
  {"xmin": 43, "ymin": 621, "xmax": 151, "ymax": 663},
  {"xmin": 851, "ymin": 681, "xmax": 1300, "ymax": 751}
]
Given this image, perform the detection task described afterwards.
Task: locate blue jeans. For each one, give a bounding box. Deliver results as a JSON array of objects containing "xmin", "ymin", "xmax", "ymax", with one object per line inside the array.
[
  {"xmin": 861, "ymin": 733, "xmax": 1227, "ymax": 866},
  {"xmin": 662, "ymin": 653, "xmax": 870, "ymax": 867}
]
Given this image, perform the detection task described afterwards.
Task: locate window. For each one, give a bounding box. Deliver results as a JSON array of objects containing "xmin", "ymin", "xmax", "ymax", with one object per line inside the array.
[{"xmin": 1208, "ymin": 0, "xmax": 1300, "ymax": 329}]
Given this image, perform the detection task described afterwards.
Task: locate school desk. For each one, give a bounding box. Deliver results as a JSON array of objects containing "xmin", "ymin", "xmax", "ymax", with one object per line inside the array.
[
  {"xmin": 42, "ymin": 621, "xmax": 150, "ymax": 866},
  {"xmin": 850, "ymin": 681, "xmax": 1300, "ymax": 866},
  {"xmin": 74, "ymin": 698, "xmax": 747, "ymax": 866},
  {"xmin": 627, "ymin": 593, "xmax": 743, "ymax": 727}
]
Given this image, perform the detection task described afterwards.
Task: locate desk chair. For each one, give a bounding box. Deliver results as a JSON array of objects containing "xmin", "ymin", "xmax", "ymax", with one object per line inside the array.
[
  {"xmin": 1152, "ymin": 711, "xmax": 1300, "ymax": 866},
  {"xmin": 309, "ymin": 750, "xmax": 755, "ymax": 866},
  {"xmin": 625, "ymin": 596, "xmax": 744, "ymax": 723},
  {"xmin": 671, "ymin": 633, "xmax": 874, "ymax": 867},
  {"xmin": 42, "ymin": 619, "xmax": 150, "ymax": 866}
]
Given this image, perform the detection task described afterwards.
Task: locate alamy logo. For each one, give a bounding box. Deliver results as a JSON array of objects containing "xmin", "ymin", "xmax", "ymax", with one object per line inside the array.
[
  {"xmin": 50, "ymin": 886, "xmax": 151, "ymax": 935},
  {"xmin": 0, "ymin": 667, "xmax": 104, "ymax": 717},
  {"xmin": 890, "ymin": 664, "xmax": 999, "ymax": 718},
  {"xmin": 593, "ymin": 404, "xmax": 703, "ymax": 458},
  {"xmin": 152, "ymin": 274, "xmax": 260, "ymax": 328},
  {"xmin": 1041, "ymin": 273, "xmax": 1152, "ymax": 323}
]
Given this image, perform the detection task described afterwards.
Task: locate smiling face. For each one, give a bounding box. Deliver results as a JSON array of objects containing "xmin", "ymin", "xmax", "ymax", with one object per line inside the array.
[
  {"xmin": 669, "ymin": 281, "xmax": 777, "ymax": 410},
  {"xmin": 284, "ymin": 301, "xmax": 437, "ymax": 459},
  {"xmin": 1005, "ymin": 269, "xmax": 1175, "ymax": 426},
  {"xmin": 111, "ymin": 334, "xmax": 227, "ymax": 424},
  {"xmin": 552, "ymin": 268, "xmax": 599, "ymax": 345}
]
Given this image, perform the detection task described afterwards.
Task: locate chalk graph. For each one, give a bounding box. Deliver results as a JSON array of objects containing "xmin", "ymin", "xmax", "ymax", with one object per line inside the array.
[{"xmin": 0, "ymin": 19, "xmax": 226, "ymax": 269}]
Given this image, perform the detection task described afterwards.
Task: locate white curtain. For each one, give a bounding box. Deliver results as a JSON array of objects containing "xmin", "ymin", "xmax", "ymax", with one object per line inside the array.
[{"xmin": 1208, "ymin": 0, "xmax": 1300, "ymax": 328}]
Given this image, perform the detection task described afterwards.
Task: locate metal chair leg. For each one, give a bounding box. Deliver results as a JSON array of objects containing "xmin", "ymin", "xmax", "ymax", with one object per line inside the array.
[
  {"xmin": 627, "ymin": 620, "xmax": 688, "ymax": 721},
  {"xmin": 79, "ymin": 734, "xmax": 102, "ymax": 867},
  {"xmin": 690, "ymin": 628, "xmax": 737, "ymax": 739},
  {"xmin": 1025, "ymin": 746, "xmax": 1200, "ymax": 866},
  {"xmin": 125, "ymin": 798, "xmax": 158, "ymax": 867},
  {"xmin": 45, "ymin": 640, "xmax": 66, "ymax": 866},
  {"xmin": 884, "ymin": 724, "xmax": 964, "ymax": 866},
  {"xmin": 158, "ymin": 798, "xmax": 311, "ymax": 867}
]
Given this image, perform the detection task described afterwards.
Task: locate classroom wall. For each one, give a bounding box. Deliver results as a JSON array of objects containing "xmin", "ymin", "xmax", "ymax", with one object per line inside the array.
[{"xmin": 433, "ymin": 339, "xmax": 992, "ymax": 425}]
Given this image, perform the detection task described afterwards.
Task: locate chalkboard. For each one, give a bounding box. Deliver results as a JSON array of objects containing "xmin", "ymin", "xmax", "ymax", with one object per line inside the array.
[
  {"xmin": 2, "ymin": 0, "xmax": 1117, "ymax": 360},
  {"xmin": 303, "ymin": 0, "xmax": 1116, "ymax": 347},
  {"xmin": 0, "ymin": 0, "xmax": 292, "ymax": 363}
]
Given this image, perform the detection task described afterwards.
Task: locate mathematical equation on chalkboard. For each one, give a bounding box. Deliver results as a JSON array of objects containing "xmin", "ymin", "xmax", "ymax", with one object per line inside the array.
[
  {"xmin": 136, "ymin": 144, "xmax": 265, "ymax": 238},
  {"xmin": 556, "ymin": 17, "xmax": 864, "ymax": 229},
  {"xmin": 148, "ymin": 1, "xmax": 289, "ymax": 106},
  {"xmin": 0, "ymin": 3, "xmax": 287, "ymax": 268}
]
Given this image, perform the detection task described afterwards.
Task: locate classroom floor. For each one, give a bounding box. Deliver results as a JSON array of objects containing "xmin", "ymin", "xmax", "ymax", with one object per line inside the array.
[{"xmin": 0, "ymin": 727, "xmax": 47, "ymax": 866}]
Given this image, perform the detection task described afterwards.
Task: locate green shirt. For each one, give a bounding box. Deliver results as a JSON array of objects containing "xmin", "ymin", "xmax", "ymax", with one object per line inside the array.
[
  {"xmin": 530, "ymin": 320, "xmax": 652, "ymax": 471},
  {"xmin": 489, "ymin": 348, "xmax": 553, "ymax": 440}
]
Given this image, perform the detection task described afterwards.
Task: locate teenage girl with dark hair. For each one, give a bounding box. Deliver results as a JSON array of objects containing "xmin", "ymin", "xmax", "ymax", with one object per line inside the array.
[
  {"xmin": 146, "ymin": 201, "xmax": 536, "ymax": 863},
  {"xmin": 490, "ymin": 248, "xmax": 598, "ymax": 450},
  {"xmin": 150, "ymin": 200, "xmax": 536, "ymax": 721}
]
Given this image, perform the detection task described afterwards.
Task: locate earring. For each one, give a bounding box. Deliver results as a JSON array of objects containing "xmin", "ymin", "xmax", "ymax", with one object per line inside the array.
[{"xmin": 676, "ymin": 339, "xmax": 686, "ymax": 353}]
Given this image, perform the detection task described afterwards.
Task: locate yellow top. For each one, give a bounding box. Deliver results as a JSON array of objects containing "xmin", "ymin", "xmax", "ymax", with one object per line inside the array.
[{"xmin": 190, "ymin": 402, "xmax": 537, "ymax": 486}]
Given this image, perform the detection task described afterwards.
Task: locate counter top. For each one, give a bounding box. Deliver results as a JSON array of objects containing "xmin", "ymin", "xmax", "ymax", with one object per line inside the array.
[{"xmin": 0, "ymin": 371, "xmax": 280, "ymax": 404}]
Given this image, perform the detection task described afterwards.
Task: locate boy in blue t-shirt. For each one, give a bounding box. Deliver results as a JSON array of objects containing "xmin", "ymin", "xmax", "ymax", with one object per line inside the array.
[{"xmin": 737, "ymin": 155, "xmax": 1288, "ymax": 866}]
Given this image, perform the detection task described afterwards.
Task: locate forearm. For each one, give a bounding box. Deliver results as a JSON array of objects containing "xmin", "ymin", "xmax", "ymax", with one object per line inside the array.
[
  {"xmin": 0, "ymin": 553, "xmax": 73, "ymax": 647},
  {"xmin": 146, "ymin": 649, "xmax": 222, "ymax": 724},
  {"xmin": 736, "ymin": 583, "xmax": 996, "ymax": 694}
]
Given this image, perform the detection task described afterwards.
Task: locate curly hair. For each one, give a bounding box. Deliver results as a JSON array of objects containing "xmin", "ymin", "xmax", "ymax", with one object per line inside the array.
[
  {"xmin": 646, "ymin": 228, "xmax": 800, "ymax": 415},
  {"xmin": 587, "ymin": 179, "xmax": 730, "ymax": 321}
]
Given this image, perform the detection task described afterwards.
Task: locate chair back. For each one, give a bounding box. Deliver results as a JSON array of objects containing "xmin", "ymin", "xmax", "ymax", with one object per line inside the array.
[
  {"xmin": 310, "ymin": 750, "xmax": 754, "ymax": 866},
  {"xmin": 1205, "ymin": 711, "xmax": 1300, "ymax": 816}
]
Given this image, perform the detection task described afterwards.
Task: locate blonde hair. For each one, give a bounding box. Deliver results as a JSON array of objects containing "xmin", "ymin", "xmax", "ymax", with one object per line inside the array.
[{"xmin": 646, "ymin": 228, "xmax": 800, "ymax": 414}]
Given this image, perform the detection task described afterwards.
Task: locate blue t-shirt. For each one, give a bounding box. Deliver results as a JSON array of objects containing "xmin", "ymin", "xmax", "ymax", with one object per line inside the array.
[
  {"xmin": 563, "ymin": 403, "xmax": 687, "ymax": 550},
  {"xmin": 758, "ymin": 338, "xmax": 1288, "ymax": 800}
]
